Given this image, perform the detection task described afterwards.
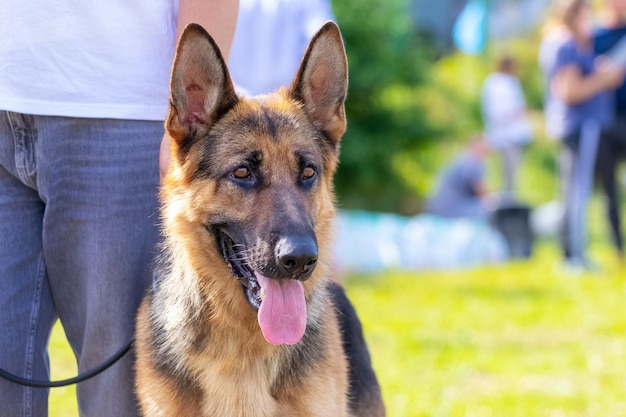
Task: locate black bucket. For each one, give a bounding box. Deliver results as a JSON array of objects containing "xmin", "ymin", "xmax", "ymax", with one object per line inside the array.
[{"xmin": 491, "ymin": 203, "xmax": 534, "ymax": 259}]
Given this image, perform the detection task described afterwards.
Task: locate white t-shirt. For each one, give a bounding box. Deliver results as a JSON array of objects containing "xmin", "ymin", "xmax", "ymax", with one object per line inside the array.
[
  {"xmin": 228, "ymin": 0, "xmax": 334, "ymax": 96},
  {"xmin": 0, "ymin": 0, "xmax": 178, "ymax": 120},
  {"xmin": 480, "ymin": 72, "xmax": 532, "ymax": 148}
]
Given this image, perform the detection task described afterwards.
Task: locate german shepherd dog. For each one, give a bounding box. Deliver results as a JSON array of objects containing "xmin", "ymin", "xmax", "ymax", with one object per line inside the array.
[{"xmin": 135, "ymin": 22, "xmax": 385, "ymax": 417}]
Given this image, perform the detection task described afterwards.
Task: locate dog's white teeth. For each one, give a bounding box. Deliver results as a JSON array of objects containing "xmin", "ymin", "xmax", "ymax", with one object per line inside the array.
[{"xmin": 260, "ymin": 288, "xmax": 265, "ymax": 300}]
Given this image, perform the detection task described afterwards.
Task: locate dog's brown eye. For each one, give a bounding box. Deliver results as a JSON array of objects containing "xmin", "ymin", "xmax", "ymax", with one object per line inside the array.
[
  {"xmin": 233, "ymin": 167, "xmax": 250, "ymax": 179},
  {"xmin": 302, "ymin": 166, "xmax": 315, "ymax": 179}
]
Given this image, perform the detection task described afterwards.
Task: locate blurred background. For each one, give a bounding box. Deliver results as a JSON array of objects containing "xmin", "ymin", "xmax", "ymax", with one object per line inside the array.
[{"xmin": 334, "ymin": 0, "xmax": 554, "ymax": 214}]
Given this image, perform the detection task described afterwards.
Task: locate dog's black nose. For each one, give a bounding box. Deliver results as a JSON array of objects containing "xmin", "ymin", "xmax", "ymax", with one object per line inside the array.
[{"xmin": 275, "ymin": 236, "xmax": 318, "ymax": 279}]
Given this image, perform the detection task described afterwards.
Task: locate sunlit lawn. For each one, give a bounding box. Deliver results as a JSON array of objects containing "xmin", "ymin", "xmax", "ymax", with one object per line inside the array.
[
  {"xmin": 49, "ymin": 322, "xmax": 78, "ymax": 417},
  {"xmin": 49, "ymin": 241, "xmax": 626, "ymax": 416},
  {"xmin": 347, "ymin": 243, "xmax": 626, "ymax": 417}
]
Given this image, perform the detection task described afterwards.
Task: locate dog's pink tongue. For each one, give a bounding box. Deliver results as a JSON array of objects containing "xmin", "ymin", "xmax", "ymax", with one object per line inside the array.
[{"xmin": 255, "ymin": 273, "xmax": 307, "ymax": 345}]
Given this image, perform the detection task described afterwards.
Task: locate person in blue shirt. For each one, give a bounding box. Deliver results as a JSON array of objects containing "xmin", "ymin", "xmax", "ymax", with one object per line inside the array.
[
  {"xmin": 539, "ymin": 0, "xmax": 625, "ymax": 272},
  {"xmin": 594, "ymin": 0, "xmax": 626, "ymax": 264},
  {"xmin": 426, "ymin": 137, "xmax": 491, "ymax": 220}
]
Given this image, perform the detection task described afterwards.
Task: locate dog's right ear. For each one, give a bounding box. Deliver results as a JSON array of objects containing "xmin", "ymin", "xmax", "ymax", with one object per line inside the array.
[{"xmin": 166, "ymin": 23, "xmax": 238, "ymax": 145}]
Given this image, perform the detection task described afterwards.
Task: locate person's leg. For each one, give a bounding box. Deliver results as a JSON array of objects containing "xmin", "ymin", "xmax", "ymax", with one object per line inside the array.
[
  {"xmin": 559, "ymin": 142, "xmax": 576, "ymax": 260},
  {"xmin": 499, "ymin": 145, "xmax": 522, "ymax": 199},
  {"xmin": 0, "ymin": 111, "xmax": 57, "ymax": 417},
  {"xmin": 36, "ymin": 116, "xmax": 162, "ymax": 417},
  {"xmin": 596, "ymin": 128, "xmax": 623, "ymax": 258},
  {"xmin": 568, "ymin": 121, "xmax": 601, "ymax": 264}
]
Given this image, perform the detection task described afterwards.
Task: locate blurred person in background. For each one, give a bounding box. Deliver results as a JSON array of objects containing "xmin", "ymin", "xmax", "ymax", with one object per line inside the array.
[
  {"xmin": 594, "ymin": 0, "xmax": 626, "ymax": 263},
  {"xmin": 0, "ymin": 1, "xmax": 238, "ymax": 416},
  {"xmin": 539, "ymin": 0, "xmax": 625, "ymax": 273},
  {"xmin": 481, "ymin": 55, "xmax": 532, "ymax": 201},
  {"xmin": 425, "ymin": 137, "xmax": 492, "ymax": 220},
  {"xmin": 228, "ymin": 0, "xmax": 335, "ymax": 96}
]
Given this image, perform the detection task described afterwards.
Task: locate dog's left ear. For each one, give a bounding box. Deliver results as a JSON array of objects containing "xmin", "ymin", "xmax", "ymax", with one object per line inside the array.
[
  {"xmin": 290, "ymin": 21, "xmax": 348, "ymax": 144},
  {"xmin": 166, "ymin": 23, "xmax": 238, "ymax": 144}
]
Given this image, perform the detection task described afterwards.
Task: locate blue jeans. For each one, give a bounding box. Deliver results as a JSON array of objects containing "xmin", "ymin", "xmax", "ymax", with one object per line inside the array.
[
  {"xmin": 560, "ymin": 121, "xmax": 601, "ymax": 262},
  {"xmin": 0, "ymin": 112, "xmax": 162, "ymax": 417}
]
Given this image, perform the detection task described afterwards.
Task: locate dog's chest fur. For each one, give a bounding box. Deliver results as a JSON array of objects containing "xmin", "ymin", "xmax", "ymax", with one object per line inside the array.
[{"xmin": 145, "ymin": 257, "xmax": 349, "ymax": 417}]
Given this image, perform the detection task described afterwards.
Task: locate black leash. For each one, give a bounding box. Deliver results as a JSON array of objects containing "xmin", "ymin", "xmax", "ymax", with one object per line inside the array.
[{"xmin": 0, "ymin": 339, "xmax": 134, "ymax": 388}]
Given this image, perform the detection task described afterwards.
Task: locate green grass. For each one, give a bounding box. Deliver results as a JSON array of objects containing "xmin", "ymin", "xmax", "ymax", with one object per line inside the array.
[
  {"xmin": 49, "ymin": 323, "xmax": 78, "ymax": 417},
  {"xmin": 49, "ymin": 242, "xmax": 626, "ymax": 416},
  {"xmin": 345, "ymin": 243, "xmax": 626, "ymax": 417}
]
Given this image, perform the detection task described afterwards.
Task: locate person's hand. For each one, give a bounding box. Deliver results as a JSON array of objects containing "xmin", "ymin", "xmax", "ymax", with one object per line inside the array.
[
  {"xmin": 595, "ymin": 56, "xmax": 626, "ymax": 90},
  {"xmin": 159, "ymin": 133, "xmax": 171, "ymax": 181}
]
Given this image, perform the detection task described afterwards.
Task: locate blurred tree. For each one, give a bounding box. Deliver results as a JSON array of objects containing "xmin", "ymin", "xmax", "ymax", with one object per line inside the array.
[
  {"xmin": 332, "ymin": 0, "xmax": 557, "ymax": 214},
  {"xmin": 332, "ymin": 0, "xmax": 443, "ymax": 214}
]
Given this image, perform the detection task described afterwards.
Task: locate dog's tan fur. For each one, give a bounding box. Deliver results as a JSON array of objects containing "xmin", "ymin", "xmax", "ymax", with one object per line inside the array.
[{"xmin": 135, "ymin": 22, "xmax": 384, "ymax": 417}]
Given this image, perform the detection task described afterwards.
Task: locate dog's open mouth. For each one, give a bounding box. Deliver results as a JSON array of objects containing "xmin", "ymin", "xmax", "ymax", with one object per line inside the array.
[
  {"xmin": 218, "ymin": 230, "xmax": 307, "ymax": 345},
  {"xmin": 219, "ymin": 231, "xmax": 262, "ymax": 311}
]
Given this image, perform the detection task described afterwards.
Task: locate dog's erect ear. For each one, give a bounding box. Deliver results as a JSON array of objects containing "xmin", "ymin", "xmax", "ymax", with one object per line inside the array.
[
  {"xmin": 166, "ymin": 23, "xmax": 238, "ymax": 143},
  {"xmin": 290, "ymin": 21, "xmax": 348, "ymax": 144}
]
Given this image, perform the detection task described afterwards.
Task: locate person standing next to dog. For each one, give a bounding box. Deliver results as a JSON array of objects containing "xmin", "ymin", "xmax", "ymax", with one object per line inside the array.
[
  {"xmin": 0, "ymin": 1, "xmax": 238, "ymax": 416},
  {"xmin": 539, "ymin": 0, "xmax": 625, "ymax": 272},
  {"xmin": 594, "ymin": 0, "xmax": 626, "ymax": 263},
  {"xmin": 480, "ymin": 56, "xmax": 532, "ymax": 201}
]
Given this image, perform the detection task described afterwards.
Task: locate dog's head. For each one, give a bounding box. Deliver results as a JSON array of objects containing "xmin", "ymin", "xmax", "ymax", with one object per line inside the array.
[{"xmin": 161, "ymin": 22, "xmax": 348, "ymax": 346}]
